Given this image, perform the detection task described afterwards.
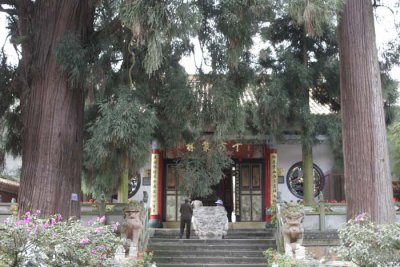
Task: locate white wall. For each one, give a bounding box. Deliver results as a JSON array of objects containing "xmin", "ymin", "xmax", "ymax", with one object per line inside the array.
[
  {"xmin": 2, "ymin": 154, "xmax": 21, "ymax": 177},
  {"xmin": 128, "ymin": 156, "xmax": 152, "ymax": 208},
  {"xmin": 276, "ymin": 143, "xmax": 334, "ymax": 202}
]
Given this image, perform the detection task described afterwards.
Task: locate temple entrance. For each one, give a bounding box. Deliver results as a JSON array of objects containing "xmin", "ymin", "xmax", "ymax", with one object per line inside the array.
[
  {"xmin": 193, "ymin": 168, "xmax": 233, "ymax": 221},
  {"xmin": 238, "ymin": 161, "xmax": 263, "ymax": 221},
  {"xmin": 163, "ymin": 159, "xmax": 264, "ymax": 223}
]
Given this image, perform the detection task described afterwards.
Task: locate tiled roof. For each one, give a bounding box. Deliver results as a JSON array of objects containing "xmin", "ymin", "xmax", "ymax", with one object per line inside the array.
[
  {"xmin": 0, "ymin": 177, "xmax": 19, "ymax": 193},
  {"xmin": 188, "ymin": 75, "xmax": 332, "ymax": 115}
]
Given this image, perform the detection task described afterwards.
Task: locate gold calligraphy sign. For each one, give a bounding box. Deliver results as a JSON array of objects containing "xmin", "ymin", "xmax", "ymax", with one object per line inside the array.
[
  {"xmin": 186, "ymin": 143, "xmax": 194, "ymax": 152},
  {"xmin": 232, "ymin": 143, "xmax": 243, "ymax": 152},
  {"xmin": 270, "ymin": 153, "xmax": 278, "ymax": 209},
  {"xmin": 202, "ymin": 141, "xmax": 210, "ymax": 152},
  {"xmin": 150, "ymin": 153, "xmax": 159, "ymax": 216}
]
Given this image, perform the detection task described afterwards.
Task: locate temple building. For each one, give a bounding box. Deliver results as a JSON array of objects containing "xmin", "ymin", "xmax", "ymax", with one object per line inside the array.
[{"xmin": 131, "ymin": 121, "xmax": 338, "ymax": 228}]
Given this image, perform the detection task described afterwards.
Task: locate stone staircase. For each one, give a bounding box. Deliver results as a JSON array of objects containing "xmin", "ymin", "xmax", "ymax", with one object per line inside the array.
[{"xmin": 147, "ymin": 228, "xmax": 276, "ymax": 267}]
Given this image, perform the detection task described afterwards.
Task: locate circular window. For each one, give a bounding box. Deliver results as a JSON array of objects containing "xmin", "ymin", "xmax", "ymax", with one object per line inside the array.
[
  {"xmin": 286, "ymin": 162, "xmax": 325, "ymax": 198},
  {"xmin": 128, "ymin": 172, "xmax": 141, "ymax": 198}
]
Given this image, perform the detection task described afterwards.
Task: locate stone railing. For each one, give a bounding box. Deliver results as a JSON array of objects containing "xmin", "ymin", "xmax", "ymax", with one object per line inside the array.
[
  {"xmin": 303, "ymin": 201, "xmax": 400, "ymax": 231},
  {"xmin": 275, "ymin": 204, "xmax": 285, "ymax": 253},
  {"xmin": 137, "ymin": 207, "xmax": 150, "ymax": 253}
]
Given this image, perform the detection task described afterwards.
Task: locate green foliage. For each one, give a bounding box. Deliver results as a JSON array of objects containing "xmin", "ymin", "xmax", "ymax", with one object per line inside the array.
[
  {"xmin": 382, "ymin": 73, "xmax": 399, "ymax": 125},
  {"xmin": 83, "ymin": 88, "xmax": 157, "ymax": 197},
  {"xmin": 251, "ymin": 79, "xmax": 290, "ymax": 135},
  {"xmin": 388, "ymin": 122, "xmax": 400, "ymax": 177},
  {"xmin": 0, "ymin": 54, "xmax": 20, "ymax": 164},
  {"xmin": 258, "ymin": 15, "xmax": 337, "ymax": 130},
  {"xmin": 195, "ymin": 76, "xmax": 247, "ymax": 139},
  {"xmin": 194, "ymin": 0, "xmax": 271, "ymax": 72},
  {"xmin": 176, "ymin": 140, "xmax": 233, "ymax": 197},
  {"xmin": 135, "ymin": 61, "xmax": 198, "ymax": 149},
  {"xmin": 263, "ymin": 248, "xmax": 320, "ymax": 267},
  {"xmin": 56, "ymin": 32, "xmax": 87, "ymax": 87},
  {"xmin": 285, "ymin": 0, "xmax": 344, "ymax": 36},
  {"xmin": 315, "ymin": 114, "xmax": 343, "ymax": 171},
  {"xmin": 0, "ymin": 54, "xmax": 15, "ymax": 118},
  {"xmin": 337, "ymin": 213, "xmax": 400, "ymax": 267},
  {"xmin": 120, "ymin": 0, "xmax": 201, "ymax": 74},
  {"xmin": 264, "ymin": 248, "xmax": 296, "ymax": 267},
  {"xmin": 1, "ymin": 105, "xmax": 22, "ymax": 157}
]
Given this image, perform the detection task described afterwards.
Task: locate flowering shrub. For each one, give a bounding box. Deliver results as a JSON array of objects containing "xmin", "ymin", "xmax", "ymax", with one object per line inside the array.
[
  {"xmin": 263, "ymin": 248, "xmax": 321, "ymax": 267},
  {"xmin": 264, "ymin": 248, "xmax": 296, "ymax": 267},
  {"xmin": 0, "ymin": 211, "xmax": 154, "ymax": 267},
  {"xmin": 337, "ymin": 213, "xmax": 400, "ymax": 267}
]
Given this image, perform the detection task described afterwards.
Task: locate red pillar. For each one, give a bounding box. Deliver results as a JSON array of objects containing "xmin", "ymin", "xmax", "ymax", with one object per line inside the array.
[
  {"xmin": 265, "ymin": 147, "xmax": 271, "ymax": 223},
  {"xmin": 265, "ymin": 147, "xmax": 277, "ymax": 225},
  {"xmin": 157, "ymin": 151, "xmax": 164, "ymax": 226}
]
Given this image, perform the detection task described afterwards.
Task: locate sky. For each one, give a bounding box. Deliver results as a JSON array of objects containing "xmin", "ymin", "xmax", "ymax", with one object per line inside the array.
[{"xmin": 0, "ymin": 3, "xmax": 399, "ymax": 81}]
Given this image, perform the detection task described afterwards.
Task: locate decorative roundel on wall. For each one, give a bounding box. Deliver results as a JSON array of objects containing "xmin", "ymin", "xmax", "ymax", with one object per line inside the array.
[
  {"xmin": 286, "ymin": 161, "xmax": 325, "ymax": 198},
  {"xmin": 128, "ymin": 172, "xmax": 141, "ymax": 198}
]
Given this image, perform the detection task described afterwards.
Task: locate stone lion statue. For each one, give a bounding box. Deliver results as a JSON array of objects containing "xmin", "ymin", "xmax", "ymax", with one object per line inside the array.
[
  {"xmin": 281, "ymin": 201, "xmax": 305, "ymax": 259},
  {"xmin": 122, "ymin": 201, "xmax": 144, "ymax": 247}
]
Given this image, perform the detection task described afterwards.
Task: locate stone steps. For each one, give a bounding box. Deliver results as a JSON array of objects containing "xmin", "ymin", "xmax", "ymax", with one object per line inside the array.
[
  {"xmin": 154, "ymin": 256, "xmax": 266, "ymax": 264},
  {"xmin": 153, "ymin": 264, "xmax": 267, "ymax": 267},
  {"xmin": 151, "ymin": 228, "xmax": 275, "ymax": 239},
  {"xmin": 148, "ymin": 228, "xmax": 275, "ymax": 267},
  {"xmin": 154, "ymin": 250, "xmax": 266, "ymax": 257},
  {"xmin": 149, "ymin": 241, "xmax": 275, "ymax": 252}
]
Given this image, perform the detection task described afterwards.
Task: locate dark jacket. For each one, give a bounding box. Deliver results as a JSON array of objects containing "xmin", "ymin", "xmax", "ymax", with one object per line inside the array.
[{"xmin": 180, "ymin": 202, "xmax": 193, "ymax": 221}]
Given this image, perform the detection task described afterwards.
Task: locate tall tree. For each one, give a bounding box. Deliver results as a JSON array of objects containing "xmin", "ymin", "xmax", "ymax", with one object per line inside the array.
[
  {"xmin": 256, "ymin": 0, "xmax": 341, "ymax": 203},
  {"xmin": 0, "ymin": 1, "xmax": 95, "ymax": 218},
  {"xmin": 339, "ymin": 0, "xmax": 395, "ymax": 223},
  {"xmin": 82, "ymin": 0, "xmax": 201, "ymax": 200}
]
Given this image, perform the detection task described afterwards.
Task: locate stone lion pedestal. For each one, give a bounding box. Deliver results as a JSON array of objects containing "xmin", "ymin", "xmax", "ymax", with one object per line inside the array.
[
  {"xmin": 121, "ymin": 201, "xmax": 145, "ymax": 256},
  {"xmin": 281, "ymin": 201, "xmax": 306, "ymax": 260},
  {"xmin": 192, "ymin": 203, "xmax": 229, "ymax": 239}
]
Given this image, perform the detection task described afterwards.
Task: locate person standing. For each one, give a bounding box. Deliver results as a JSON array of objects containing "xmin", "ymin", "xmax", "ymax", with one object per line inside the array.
[{"xmin": 179, "ymin": 198, "xmax": 193, "ymax": 239}]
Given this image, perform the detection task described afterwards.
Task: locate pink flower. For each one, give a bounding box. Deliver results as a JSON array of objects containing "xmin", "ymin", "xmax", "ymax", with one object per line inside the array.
[
  {"xmin": 111, "ymin": 222, "xmax": 120, "ymax": 232},
  {"xmin": 90, "ymin": 248, "xmax": 97, "ymax": 254},
  {"xmin": 57, "ymin": 214, "xmax": 62, "ymax": 221},
  {"xmin": 95, "ymin": 227, "xmax": 102, "ymax": 234},
  {"xmin": 43, "ymin": 223, "xmax": 49, "ymax": 229},
  {"xmin": 80, "ymin": 238, "xmax": 90, "ymax": 244},
  {"xmin": 25, "ymin": 211, "xmax": 31, "ymax": 216},
  {"xmin": 87, "ymin": 219, "xmax": 94, "ymax": 226},
  {"xmin": 98, "ymin": 216, "xmax": 106, "ymax": 224},
  {"xmin": 36, "ymin": 210, "xmax": 41, "ymax": 215},
  {"xmin": 51, "ymin": 218, "xmax": 57, "ymax": 225},
  {"xmin": 355, "ymin": 212, "xmax": 367, "ymax": 222}
]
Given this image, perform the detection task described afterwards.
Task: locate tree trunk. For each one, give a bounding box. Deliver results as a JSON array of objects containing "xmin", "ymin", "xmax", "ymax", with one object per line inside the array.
[
  {"xmin": 300, "ymin": 29, "xmax": 315, "ymax": 205},
  {"xmin": 118, "ymin": 156, "xmax": 129, "ymax": 203},
  {"xmin": 339, "ymin": 0, "xmax": 395, "ymax": 223},
  {"xmin": 18, "ymin": 1, "xmax": 94, "ymax": 219},
  {"xmin": 302, "ymin": 142, "xmax": 315, "ymax": 204}
]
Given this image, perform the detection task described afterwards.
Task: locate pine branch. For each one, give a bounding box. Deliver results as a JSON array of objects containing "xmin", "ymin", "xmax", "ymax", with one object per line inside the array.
[{"xmin": 92, "ymin": 18, "xmax": 122, "ymax": 45}]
